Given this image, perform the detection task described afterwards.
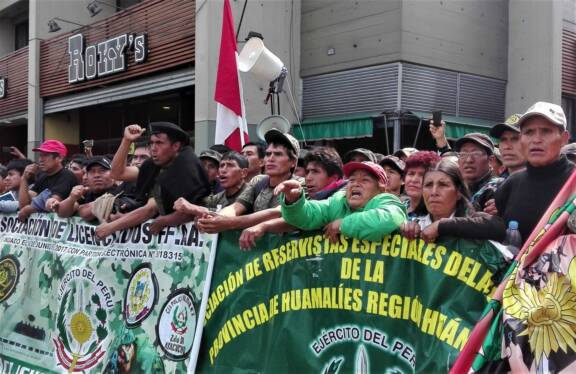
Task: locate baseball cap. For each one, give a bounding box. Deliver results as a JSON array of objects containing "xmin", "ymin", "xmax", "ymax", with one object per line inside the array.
[
  {"xmin": 32, "ymin": 140, "xmax": 67, "ymax": 158},
  {"xmin": 393, "ymin": 147, "xmax": 418, "ymax": 159},
  {"xmin": 454, "ymin": 133, "xmax": 495, "ymax": 155},
  {"xmin": 379, "ymin": 155, "xmax": 406, "ymax": 174},
  {"xmin": 518, "ymin": 101, "xmax": 567, "ymax": 130},
  {"xmin": 343, "ymin": 161, "xmax": 388, "ymax": 186},
  {"xmin": 490, "ymin": 113, "xmax": 522, "ymax": 138},
  {"xmin": 344, "ymin": 148, "xmax": 377, "ymax": 163},
  {"xmin": 199, "ymin": 149, "xmax": 222, "ymax": 164},
  {"xmin": 85, "ymin": 156, "xmax": 112, "ymax": 171},
  {"xmin": 264, "ymin": 129, "xmax": 301, "ymax": 157},
  {"xmin": 150, "ymin": 122, "xmax": 190, "ymax": 145}
]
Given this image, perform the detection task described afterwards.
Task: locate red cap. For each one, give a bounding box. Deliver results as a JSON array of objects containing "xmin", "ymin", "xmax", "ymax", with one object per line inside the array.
[
  {"xmin": 343, "ymin": 161, "xmax": 388, "ymax": 186},
  {"xmin": 32, "ymin": 140, "xmax": 68, "ymax": 158}
]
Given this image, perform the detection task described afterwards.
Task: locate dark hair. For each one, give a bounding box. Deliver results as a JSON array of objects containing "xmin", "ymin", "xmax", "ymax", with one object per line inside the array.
[
  {"xmin": 243, "ymin": 142, "xmax": 266, "ymax": 159},
  {"xmin": 414, "ymin": 159, "xmax": 473, "ymax": 217},
  {"xmin": 66, "ymin": 154, "xmax": 87, "ymax": 167},
  {"xmin": 303, "ymin": 146, "xmax": 343, "ymax": 179},
  {"xmin": 405, "ymin": 151, "xmax": 441, "ymax": 172},
  {"xmin": 211, "ymin": 144, "xmax": 232, "ymax": 155},
  {"xmin": 6, "ymin": 159, "xmax": 33, "ymax": 175},
  {"xmin": 221, "ymin": 151, "xmax": 249, "ymax": 169},
  {"xmin": 0, "ymin": 165, "xmax": 6, "ymax": 179}
]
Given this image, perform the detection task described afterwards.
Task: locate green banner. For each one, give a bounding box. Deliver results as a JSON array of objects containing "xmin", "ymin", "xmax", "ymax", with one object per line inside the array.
[
  {"xmin": 0, "ymin": 213, "xmax": 216, "ymax": 373},
  {"xmin": 198, "ymin": 230, "xmax": 510, "ymax": 373}
]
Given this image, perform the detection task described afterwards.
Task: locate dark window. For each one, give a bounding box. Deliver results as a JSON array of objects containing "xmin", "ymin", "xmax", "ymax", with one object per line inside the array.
[
  {"xmin": 14, "ymin": 20, "xmax": 28, "ymax": 50},
  {"xmin": 117, "ymin": 0, "xmax": 141, "ymax": 9}
]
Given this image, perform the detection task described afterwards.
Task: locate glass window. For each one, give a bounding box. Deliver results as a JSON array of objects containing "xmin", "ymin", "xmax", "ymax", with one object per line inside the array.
[{"xmin": 14, "ymin": 20, "xmax": 28, "ymax": 50}]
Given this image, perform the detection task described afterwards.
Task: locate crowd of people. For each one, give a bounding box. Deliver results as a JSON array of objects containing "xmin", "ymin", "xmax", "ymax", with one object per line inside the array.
[{"xmin": 0, "ymin": 101, "xmax": 572, "ymax": 257}]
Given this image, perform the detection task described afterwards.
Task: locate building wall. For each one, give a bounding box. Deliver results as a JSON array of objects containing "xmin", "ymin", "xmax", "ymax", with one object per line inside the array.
[
  {"xmin": 401, "ymin": 0, "xmax": 508, "ymax": 80},
  {"xmin": 300, "ymin": 0, "xmax": 507, "ymax": 80},
  {"xmin": 506, "ymin": 0, "xmax": 563, "ymax": 115},
  {"xmin": 44, "ymin": 110, "xmax": 80, "ymax": 146},
  {"xmin": 300, "ymin": 0, "xmax": 401, "ymax": 78},
  {"xmin": 195, "ymin": 0, "xmax": 301, "ymax": 152}
]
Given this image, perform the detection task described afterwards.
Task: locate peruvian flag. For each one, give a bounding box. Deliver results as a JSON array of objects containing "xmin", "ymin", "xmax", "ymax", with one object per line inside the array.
[{"xmin": 214, "ymin": 0, "xmax": 249, "ymax": 151}]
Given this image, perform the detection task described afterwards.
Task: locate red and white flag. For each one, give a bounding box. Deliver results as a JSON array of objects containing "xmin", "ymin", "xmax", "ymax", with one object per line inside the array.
[{"xmin": 214, "ymin": 0, "xmax": 249, "ymax": 151}]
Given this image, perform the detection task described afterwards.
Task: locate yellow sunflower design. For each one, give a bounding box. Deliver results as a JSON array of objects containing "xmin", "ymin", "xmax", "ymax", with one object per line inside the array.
[{"xmin": 503, "ymin": 258, "xmax": 576, "ymax": 366}]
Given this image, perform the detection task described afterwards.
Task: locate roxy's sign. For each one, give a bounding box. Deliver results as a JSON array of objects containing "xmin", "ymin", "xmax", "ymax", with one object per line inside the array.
[
  {"xmin": 68, "ymin": 32, "xmax": 148, "ymax": 84},
  {"xmin": 0, "ymin": 78, "xmax": 5, "ymax": 98}
]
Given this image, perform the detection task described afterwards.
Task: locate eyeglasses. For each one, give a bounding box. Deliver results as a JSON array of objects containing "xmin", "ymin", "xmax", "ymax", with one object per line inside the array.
[{"xmin": 457, "ymin": 151, "xmax": 487, "ymax": 160}]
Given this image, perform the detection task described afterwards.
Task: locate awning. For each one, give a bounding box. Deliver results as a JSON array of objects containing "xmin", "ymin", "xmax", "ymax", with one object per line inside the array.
[
  {"xmin": 406, "ymin": 111, "xmax": 495, "ymax": 139},
  {"xmin": 292, "ymin": 112, "xmax": 380, "ymax": 141}
]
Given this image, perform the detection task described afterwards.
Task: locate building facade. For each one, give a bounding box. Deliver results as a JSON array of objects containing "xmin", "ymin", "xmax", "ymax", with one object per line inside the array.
[
  {"xmin": 0, "ymin": 0, "xmax": 194, "ymax": 160},
  {"xmin": 196, "ymin": 0, "xmax": 576, "ymax": 155}
]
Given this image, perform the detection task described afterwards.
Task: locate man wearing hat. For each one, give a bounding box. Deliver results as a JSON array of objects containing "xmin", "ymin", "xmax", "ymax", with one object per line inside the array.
[
  {"xmin": 380, "ymin": 155, "xmax": 405, "ymax": 196},
  {"xmin": 18, "ymin": 140, "xmax": 79, "ymax": 222},
  {"xmin": 496, "ymin": 101, "xmax": 573, "ymax": 244},
  {"xmin": 489, "ymin": 114, "xmax": 526, "ymax": 178},
  {"xmin": 97, "ymin": 122, "xmax": 210, "ymax": 238},
  {"xmin": 343, "ymin": 148, "xmax": 377, "ymax": 163},
  {"xmin": 199, "ymin": 149, "xmax": 223, "ymax": 194},
  {"xmin": 55, "ymin": 156, "xmax": 119, "ymax": 220},
  {"xmin": 277, "ymin": 161, "xmax": 406, "ymax": 243},
  {"xmin": 453, "ymin": 132, "xmax": 501, "ymax": 211},
  {"xmin": 197, "ymin": 129, "xmax": 304, "ymax": 233}
]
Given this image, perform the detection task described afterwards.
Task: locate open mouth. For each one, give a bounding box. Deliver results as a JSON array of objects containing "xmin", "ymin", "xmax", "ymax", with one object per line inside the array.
[{"xmin": 350, "ymin": 190, "xmax": 362, "ymax": 198}]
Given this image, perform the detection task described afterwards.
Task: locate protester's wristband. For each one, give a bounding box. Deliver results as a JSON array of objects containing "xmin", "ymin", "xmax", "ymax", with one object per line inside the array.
[{"xmin": 437, "ymin": 145, "xmax": 451, "ymax": 154}]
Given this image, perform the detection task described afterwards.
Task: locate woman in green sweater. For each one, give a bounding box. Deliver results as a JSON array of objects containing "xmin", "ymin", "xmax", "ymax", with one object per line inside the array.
[{"xmin": 276, "ymin": 161, "xmax": 407, "ymax": 243}]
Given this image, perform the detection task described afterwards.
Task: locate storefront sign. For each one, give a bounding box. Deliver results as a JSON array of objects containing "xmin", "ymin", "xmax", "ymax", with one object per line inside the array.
[
  {"xmin": 68, "ymin": 33, "xmax": 148, "ymax": 84},
  {"xmin": 0, "ymin": 78, "xmax": 5, "ymax": 98}
]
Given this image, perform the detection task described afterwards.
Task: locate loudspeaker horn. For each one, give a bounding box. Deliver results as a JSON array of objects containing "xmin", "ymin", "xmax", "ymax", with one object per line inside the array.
[
  {"xmin": 238, "ymin": 37, "xmax": 285, "ymax": 82},
  {"xmin": 257, "ymin": 115, "xmax": 291, "ymax": 141}
]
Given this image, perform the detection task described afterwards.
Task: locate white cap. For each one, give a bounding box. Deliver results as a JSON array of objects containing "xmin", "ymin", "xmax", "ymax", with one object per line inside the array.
[{"xmin": 518, "ymin": 101, "xmax": 567, "ymax": 130}]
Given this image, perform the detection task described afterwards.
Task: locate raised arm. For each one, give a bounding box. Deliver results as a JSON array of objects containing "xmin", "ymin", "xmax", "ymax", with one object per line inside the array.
[{"xmin": 111, "ymin": 124, "xmax": 145, "ymax": 182}]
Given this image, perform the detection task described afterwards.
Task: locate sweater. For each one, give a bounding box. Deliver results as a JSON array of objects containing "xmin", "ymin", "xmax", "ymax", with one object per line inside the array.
[
  {"xmin": 281, "ymin": 191, "xmax": 407, "ymax": 242},
  {"xmin": 495, "ymin": 155, "xmax": 574, "ymax": 244}
]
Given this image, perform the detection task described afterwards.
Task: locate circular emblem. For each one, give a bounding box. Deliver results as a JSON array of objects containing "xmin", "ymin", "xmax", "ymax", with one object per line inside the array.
[
  {"xmin": 0, "ymin": 255, "xmax": 20, "ymax": 303},
  {"xmin": 123, "ymin": 263, "xmax": 158, "ymax": 327},
  {"xmin": 156, "ymin": 289, "xmax": 196, "ymax": 361}
]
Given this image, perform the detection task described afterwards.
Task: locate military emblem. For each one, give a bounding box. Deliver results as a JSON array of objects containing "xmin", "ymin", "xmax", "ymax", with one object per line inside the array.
[
  {"xmin": 156, "ymin": 289, "xmax": 196, "ymax": 361},
  {"xmin": 123, "ymin": 263, "xmax": 158, "ymax": 327},
  {"xmin": 53, "ymin": 269, "xmax": 111, "ymax": 372},
  {"xmin": 0, "ymin": 255, "xmax": 19, "ymax": 303}
]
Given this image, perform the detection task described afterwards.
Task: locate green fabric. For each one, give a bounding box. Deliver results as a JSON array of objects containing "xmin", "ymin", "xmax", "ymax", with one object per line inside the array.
[
  {"xmin": 281, "ymin": 191, "xmax": 407, "ymax": 242},
  {"xmin": 292, "ymin": 113, "xmax": 378, "ymax": 141},
  {"xmin": 408, "ymin": 111, "xmax": 495, "ymax": 139}
]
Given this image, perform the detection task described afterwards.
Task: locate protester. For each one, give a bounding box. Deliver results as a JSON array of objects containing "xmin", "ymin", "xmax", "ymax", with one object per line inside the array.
[
  {"xmin": 302, "ymin": 146, "xmax": 346, "ymax": 200},
  {"xmin": 67, "ymin": 156, "xmax": 87, "ymax": 185},
  {"xmin": 379, "ymin": 155, "xmax": 405, "ymax": 196},
  {"xmin": 402, "ymin": 151, "xmax": 441, "ymax": 219},
  {"xmin": 496, "ymin": 101, "xmax": 573, "ymax": 244},
  {"xmin": 277, "ymin": 161, "xmax": 406, "ymax": 242},
  {"xmin": 238, "ymin": 146, "xmax": 346, "ymax": 249},
  {"xmin": 343, "ymin": 148, "xmax": 377, "ymax": 163},
  {"xmin": 199, "ymin": 149, "xmax": 223, "ymax": 194},
  {"xmin": 490, "ymin": 148, "xmax": 507, "ymax": 177},
  {"xmin": 400, "ymin": 159, "xmax": 506, "ymax": 242},
  {"xmin": 241, "ymin": 142, "xmax": 265, "ymax": 182},
  {"xmin": 96, "ymin": 122, "xmax": 210, "ymax": 238},
  {"xmin": 294, "ymin": 148, "xmax": 310, "ymax": 178},
  {"xmin": 56, "ymin": 156, "xmax": 119, "ymax": 220},
  {"xmin": 197, "ymin": 130, "xmax": 303, "ymax": 233},
  {"xmin": 18, "ymin": 140, "xmax": 78, "ymax": 222},
  {"xmin": 393, "ymin": 147, "xmax": 418, "ymax": 161},
  {"xmin": 453, "ymin": 133, "xmax": 500, "ymax": 211},
  {"xmin": 489, "ymin": 113, "xmax": 526, "ymax": 177},
  {"xmin": 174, "ymin": 151, "xmax": 248, "ymax": 217},
  {"xmin": 0, "ymin": 159, "xmax": 33, "ymax": 213},
  {"xmin": 130, "ymin": 144, "xmax": 151, "ymax": 168}
]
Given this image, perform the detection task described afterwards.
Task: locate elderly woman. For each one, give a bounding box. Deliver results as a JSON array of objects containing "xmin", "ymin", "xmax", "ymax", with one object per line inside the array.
[
  {"xmin": 401, "ymin": 159, "xmax": 506, "ymax": 242},
  {"xmin": 402, "ymin": 151, "xmax": 441, "ymax": 220}
]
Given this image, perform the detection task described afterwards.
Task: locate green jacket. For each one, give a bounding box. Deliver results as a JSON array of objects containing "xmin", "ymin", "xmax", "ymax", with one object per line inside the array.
[{"xmin": 281, "ymin": 191, "xmax": 407, "ymax": 242}]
